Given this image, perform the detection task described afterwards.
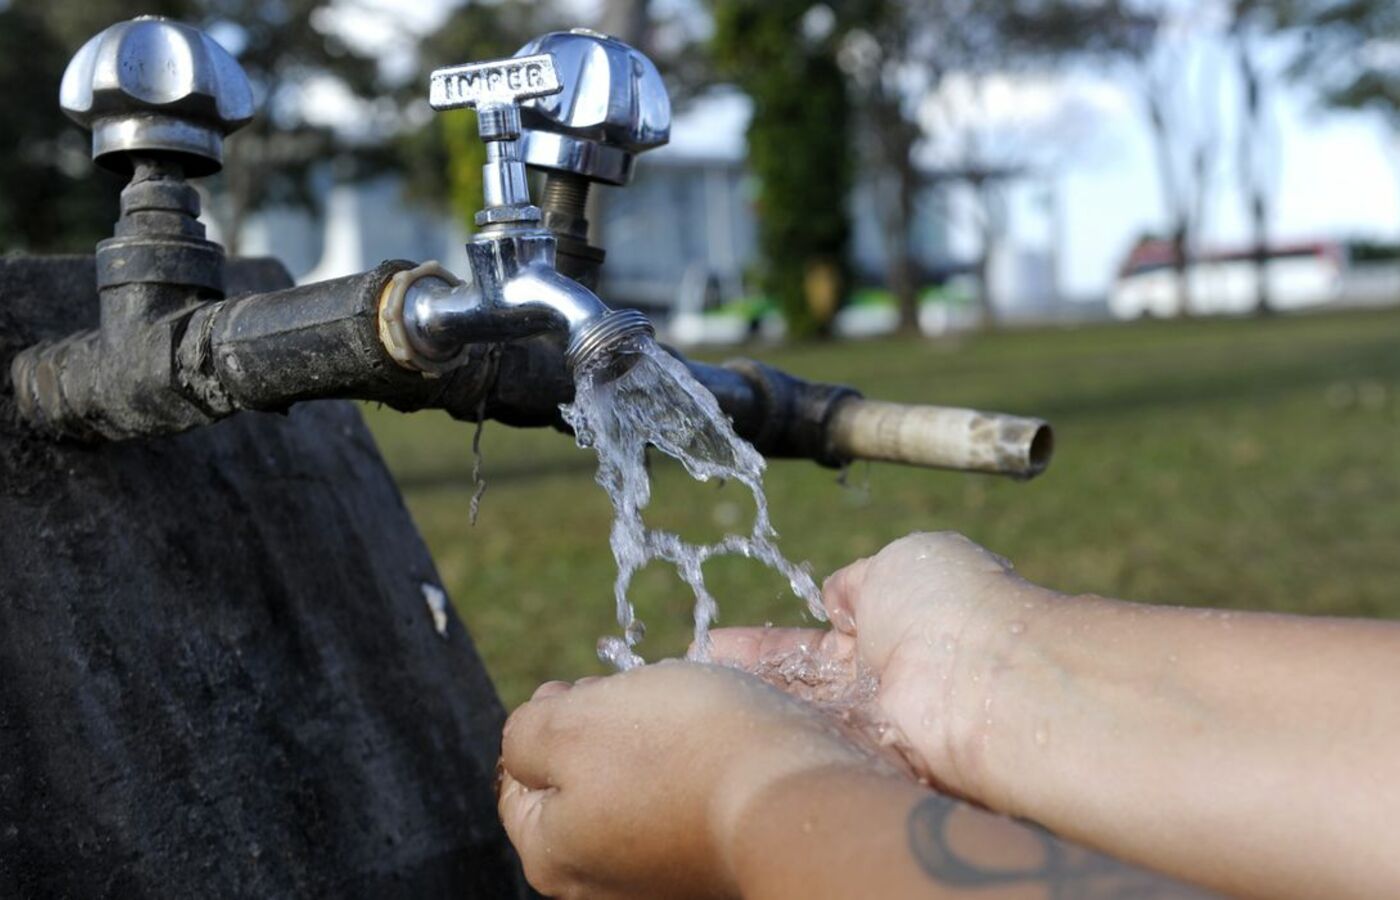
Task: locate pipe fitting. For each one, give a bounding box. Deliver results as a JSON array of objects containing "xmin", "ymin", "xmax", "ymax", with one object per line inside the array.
[{"xmin": 378, "ymin": 261, "xmax": 468, "ymax": 375}]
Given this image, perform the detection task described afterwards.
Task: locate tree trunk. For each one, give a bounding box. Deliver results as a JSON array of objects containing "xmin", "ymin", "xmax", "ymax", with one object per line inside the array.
[
  {"xmin": 892, "ymin": 158, "xmax": 920, "ymax": 334},
  {"xmin": 972, "ymin": 177, "xmax": 1004, "ymax": 330},
  {"xmin": 1170, "ymin": 222, "xmax": 1191, "ymax": 317},
  {"xmin": 871, "ymin": 112, "xmax": 920, "ymax": 335},
  {"xmin": 599, "ymin": 0, "xmax": 649, "ymax": 47},
  {"xmin": 1250, "ymin": 193, "xmax": 1270, "ymax": 315},
  {"xmin": 1144, "ymin": 80, "xmax": 1193, "ymax": 317},
  {"xmin": 1235, "ymin": 30, "xmax": 1272, "ymax": 316}
]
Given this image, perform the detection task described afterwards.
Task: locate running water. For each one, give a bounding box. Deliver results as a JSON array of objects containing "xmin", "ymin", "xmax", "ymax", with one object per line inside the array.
[{"xmin": 562, "ymin": 335, "xmax": 825, "ymax": 670}]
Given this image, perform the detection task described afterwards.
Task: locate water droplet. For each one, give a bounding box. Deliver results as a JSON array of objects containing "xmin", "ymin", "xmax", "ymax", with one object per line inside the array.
[
  {"xmin": 1034, "ymin": 725, "xmax": 1049, "ymax": 747},
  {"xmin": 1008, "ymin": 621, "xmax": 1026, "ymax": 636},
  {"xmin": 598, "ymin": 636, "xmax": 643, "ymax": 671},
  {"xmin": 941, "ymin": 635, "xmax": 956, "ymax": 653}
]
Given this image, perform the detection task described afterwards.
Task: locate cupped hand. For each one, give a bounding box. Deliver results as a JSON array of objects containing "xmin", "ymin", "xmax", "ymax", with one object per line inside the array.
[
  {"xmin": 498, "ymin": 660, "xmax": 886, "ymax": 900},
  {"xmin": 709, "ymin": 532, "xmax": 1056, "ymax": 798}
]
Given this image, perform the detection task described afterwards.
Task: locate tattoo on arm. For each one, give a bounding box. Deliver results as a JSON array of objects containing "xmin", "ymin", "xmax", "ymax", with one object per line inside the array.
[{"xmin": 906, "ymin": 793, "xmax": 1211, "ymax": 899}]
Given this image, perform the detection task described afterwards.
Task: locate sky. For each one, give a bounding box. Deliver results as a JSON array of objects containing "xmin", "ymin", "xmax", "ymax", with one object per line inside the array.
[
  {"xmin": 1048, "ymin": 63, "xmax": 1400, "ymax": 298},
  {"xmin": 321, "ymin": 0, "xmax": 1400, "ymax": 300}
]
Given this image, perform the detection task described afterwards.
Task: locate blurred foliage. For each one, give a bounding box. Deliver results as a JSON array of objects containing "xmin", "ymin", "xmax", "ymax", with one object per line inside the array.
[
  {"xmin": 198, "ymin": 0, "xmax": 384, "ymax": 252},
  {"xmin": 0, "ymin": 0, "xmax": 184, "ymax": 252},
  {"xmin": 835, "ymin": 0, "xmax": 1153, "ymax": 329},
  {"xmin": 1278, "ymin": 0, "xmax": 1400, "ymax": 125},
  {"xmin": 711, "ymin": 0, "xmax": 852, "ymax": 338},
  {"xmin": 398, "ymin": 1, "xmax": 560, "ymax": 232}
]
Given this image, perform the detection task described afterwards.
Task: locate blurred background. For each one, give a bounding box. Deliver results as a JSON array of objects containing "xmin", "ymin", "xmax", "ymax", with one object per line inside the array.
[{"xmin": 3, "ymin": 0, "xmax": 1398, "ymax": 705}]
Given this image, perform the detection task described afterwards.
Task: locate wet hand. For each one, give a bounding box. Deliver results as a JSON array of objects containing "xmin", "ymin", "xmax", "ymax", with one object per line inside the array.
[
  {"xmin": 497, "ymin": 660, "xmax": 882, "ymax": 899},
  {"xmin": 709, "ymin": 532, "xmax": 1055, "ymax": 797}
]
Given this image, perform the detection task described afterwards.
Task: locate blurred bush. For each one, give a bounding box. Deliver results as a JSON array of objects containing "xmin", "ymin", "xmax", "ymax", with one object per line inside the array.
[{"xmin": 712, "ymin": 0, "xmax": 852, "ymax": 338}]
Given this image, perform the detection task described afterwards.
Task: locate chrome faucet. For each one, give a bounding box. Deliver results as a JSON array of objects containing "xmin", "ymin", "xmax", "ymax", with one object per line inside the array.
[
  {"xmin": 515, "ymin": 29, "xmax": 672, "ymax": 290},
  {"xmin": 383, "ymin": 51, "xmax": 652, "ymax": 378}
]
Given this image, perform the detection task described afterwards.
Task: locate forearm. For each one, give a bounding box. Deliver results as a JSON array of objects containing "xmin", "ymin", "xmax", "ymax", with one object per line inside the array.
[
  {"xmin": 965, "ymin": 592, "xmax": 1400, "ymax": 897},
  {"xmin": 723, "ymin": 766, "xmax": 1194, "ymax": 899}
]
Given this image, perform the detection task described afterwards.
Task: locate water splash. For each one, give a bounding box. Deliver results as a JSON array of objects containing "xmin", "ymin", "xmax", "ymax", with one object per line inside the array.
[
  {"xmin": 562, "ymin": 336, "xmax": 824, "ymax": 670},
  {"xmin": 739, "ymin": 637, "xmax": 920, "ymax": 781}
]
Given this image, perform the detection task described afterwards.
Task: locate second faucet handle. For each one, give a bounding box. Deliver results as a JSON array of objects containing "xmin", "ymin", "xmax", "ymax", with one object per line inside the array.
[{"xmin": 429, "ymin": 54, "xmax": 563, "ymax": 227}]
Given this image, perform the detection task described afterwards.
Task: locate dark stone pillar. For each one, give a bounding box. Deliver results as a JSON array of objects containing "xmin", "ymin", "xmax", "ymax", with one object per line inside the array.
[{"xmin": 0, "ymin": 257, "xmax": 525, "ymax": 898}]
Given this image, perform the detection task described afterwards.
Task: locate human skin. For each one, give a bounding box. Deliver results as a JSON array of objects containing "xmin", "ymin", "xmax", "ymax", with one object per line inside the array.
[
  {"xmin": 498, "ymin": 660, "xmax": 1194, "ymax": 899},
  {"xmin": 712, "ymin": 531, "xmax": 1400, "ymax": 898}
]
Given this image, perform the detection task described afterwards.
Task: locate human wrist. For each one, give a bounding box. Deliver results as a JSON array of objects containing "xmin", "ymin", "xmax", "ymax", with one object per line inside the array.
[
  {"xmin": 931, "ymin": 575, "xmax": 1066, "ymax": 806},
  {"xmin": 720, "ymin": 763, "xmax": 916, "ymax": 897}
]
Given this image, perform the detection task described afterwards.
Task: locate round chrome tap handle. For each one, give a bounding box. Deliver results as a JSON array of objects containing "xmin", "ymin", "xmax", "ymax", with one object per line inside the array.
[
  {"xmin": 59, "ymin": 16, "xmax": 254, "ymax": 176},
  {"xmin": 513, "ymin": 29, "xmax": 671, "ymax": 187}
]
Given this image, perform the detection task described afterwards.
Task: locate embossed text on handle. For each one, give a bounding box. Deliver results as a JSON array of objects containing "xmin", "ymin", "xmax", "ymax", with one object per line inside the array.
[{"xmin": 429, "ymin": 54, "xmax": 561, "ymax": 110}]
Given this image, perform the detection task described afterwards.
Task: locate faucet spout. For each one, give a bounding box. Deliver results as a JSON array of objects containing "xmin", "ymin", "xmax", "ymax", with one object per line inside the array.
[
  {"xmin": 500, "ymin": 265, "xmax": 607, "ymax": 331},
  {"xmin": 394, "ymin": 238, "xmax": 652, "ymax": 376},
  {"xmin": 503, "ymin": 266, "xmax": 653, "ymax": 371}
]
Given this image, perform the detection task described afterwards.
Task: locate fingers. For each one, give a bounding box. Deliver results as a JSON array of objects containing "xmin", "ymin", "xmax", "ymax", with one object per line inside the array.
[
  {"xmin": 888, "ymin": 531, "xmax": 1015, "ymax": 576},
  {"xmin": 502, "ymin": 693, "xmax": 567, "ymax": 790},
  {"xmin": 706, "ymin": 627, "xmax": 828, "ymax": 669},
  {"xmin": 822, "ymin": 556, "xmax": 872, "ymax": 634},
  {"xmin": 707, "ymin": 627, "xmax": 858, "ymax": 689},
  {"xmin": 823, "ymin": 533, "xmax": 1018, "ymax": 634},
  {"xmin": 497, "ymin": 769, "xmax": 560, "ymax": 895},
  {"xmin": 532, "ymin": 680, "xmax": 572, "ymax": 700}
]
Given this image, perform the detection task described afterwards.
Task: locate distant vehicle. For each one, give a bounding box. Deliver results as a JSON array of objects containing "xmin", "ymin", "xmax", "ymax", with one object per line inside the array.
[{"xmin": 1109, "ymin": 239, "xmax": 1400, "ymax": 319}]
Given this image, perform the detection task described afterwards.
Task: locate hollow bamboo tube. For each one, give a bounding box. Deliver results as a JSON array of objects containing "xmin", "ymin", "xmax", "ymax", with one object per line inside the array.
[{"xmin": 826, "ymin": 399, "xmax": 1054, "ymax": 479}]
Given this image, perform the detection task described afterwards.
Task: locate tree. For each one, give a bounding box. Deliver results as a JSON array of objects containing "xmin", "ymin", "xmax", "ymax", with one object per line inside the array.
[
  {"xmin": 197, "ymin": 0, "xmax": 383, "ymax": 254},
  {"xmin": 1230, "ymin": 0, "xmax": 1283, "ymax": 314},
  {"xmin": 838, "ymin": 0, "xmax": 1150, "ymax": 330},
  {"xmin": 1280, "ymin": 0, "xmax": 1400, "ymax": 125},
  {"xmin": 1126, "ymin": 1, "xmax": 1230, "ymax": 318},
  {"xmin": 1276, "ymin": 0, "xmax": 1400, "ymax": 230},
  {"xmin": 712, "ymin": 0, "xmax": 853, "ymax": 338}
]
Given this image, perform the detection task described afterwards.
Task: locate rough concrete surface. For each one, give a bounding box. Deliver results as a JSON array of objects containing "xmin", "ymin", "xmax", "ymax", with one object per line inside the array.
[{"xmin": 0, "ymin": 257, "xmax": 526, "ymax": 898}]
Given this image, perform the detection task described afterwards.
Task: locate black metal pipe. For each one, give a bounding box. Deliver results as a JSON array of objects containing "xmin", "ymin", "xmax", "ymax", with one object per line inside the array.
[
  {"xmin": 185, "ymin": 261, "xmax": 433, "ymax": 412},
  {"xmin": 11, "ymin": 258, "xmax": 866, "ymax": 469}
]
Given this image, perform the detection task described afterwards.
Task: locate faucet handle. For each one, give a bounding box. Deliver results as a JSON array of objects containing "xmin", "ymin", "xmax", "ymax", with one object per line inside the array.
[
  {"xmin": 515, "ymin": 30, "xmax": 671, "ymax": 187},
  {"xmin": 429, "ymin": 53, "xmax": 562, "ymax": 118},
  {"xmin": 59, "ymin": 16, "xmax": 254, "ymax": 177},
  {"xmin": 429, "ymin": 54, "xmax": 563, "ymax": 226}
]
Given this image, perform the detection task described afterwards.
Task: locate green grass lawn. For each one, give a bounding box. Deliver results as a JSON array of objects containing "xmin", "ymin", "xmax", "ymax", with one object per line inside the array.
[{"xmin": 363, "ymin": 308, "xmax": 1400, "ymax": 708}]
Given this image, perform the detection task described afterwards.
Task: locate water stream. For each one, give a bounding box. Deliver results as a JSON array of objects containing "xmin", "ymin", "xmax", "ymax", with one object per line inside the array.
[{"xmin": 562, "ymin": 335, "xmax": 825, "ymax": 670}]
